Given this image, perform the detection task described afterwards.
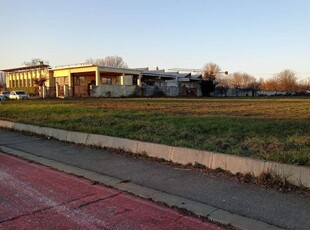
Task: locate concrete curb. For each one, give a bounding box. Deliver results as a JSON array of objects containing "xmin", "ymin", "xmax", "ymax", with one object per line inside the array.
[
  {"xmin": 0, "ymin": 119, "xmax": 309, "ymax": 188},
  {"xmin": 0, "ymin": 146, "xmax": 281, "ymax": 230}
]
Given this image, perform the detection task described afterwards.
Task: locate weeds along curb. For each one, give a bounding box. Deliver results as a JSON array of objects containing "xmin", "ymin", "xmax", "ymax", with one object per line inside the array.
[{"xmin": 1, "ymin": 119, "xmax": 310, "ymax": 188}]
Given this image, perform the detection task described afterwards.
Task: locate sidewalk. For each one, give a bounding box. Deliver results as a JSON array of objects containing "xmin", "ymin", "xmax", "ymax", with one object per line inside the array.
[
  {"xmin": 0, "ymin": 153, "xmax": 222, "ymax": 230},
  {"xmin": 1, "ymin": 128, "xmax": 309, "ymax": 229}
]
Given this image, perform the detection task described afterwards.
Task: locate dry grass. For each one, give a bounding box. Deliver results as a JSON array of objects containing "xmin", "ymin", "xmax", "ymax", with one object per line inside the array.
[
  {"xmin": 0, "ymin": 97, "xmax": 309, "ymax": 165},
  {"xmin": 76, "ymin": 98, "xmax": 310, "ymax": 119}
]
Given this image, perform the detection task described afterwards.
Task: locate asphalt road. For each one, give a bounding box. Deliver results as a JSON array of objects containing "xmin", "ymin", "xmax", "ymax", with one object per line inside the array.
[
  {"xmin": 0, "ymin": 153, "xmax": 222, "ymax": 230},
  {"xmin": 0, "ymin": 129, "xmax": 310, "ymax": 229}
]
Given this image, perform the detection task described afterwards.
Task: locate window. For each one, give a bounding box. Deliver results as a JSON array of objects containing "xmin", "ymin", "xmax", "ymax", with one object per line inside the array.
[
  {"xmin": 80, "ymin": 77, "xmax": 85, "ymax": 85},
  {"xmin": 101, "ymin": 78, "xmax": 112, "ymax": 84}
]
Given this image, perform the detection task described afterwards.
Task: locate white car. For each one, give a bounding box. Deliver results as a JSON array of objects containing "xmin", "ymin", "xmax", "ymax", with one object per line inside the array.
[{"xmin": 9, "ymin": 90, "xmax": 29, "ymax": 100}]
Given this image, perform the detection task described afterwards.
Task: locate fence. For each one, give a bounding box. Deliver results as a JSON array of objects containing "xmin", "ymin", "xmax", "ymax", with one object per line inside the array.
[
  {"xmin": 91, "ymin": 85, "xmax": 200, "ymax": 98},
  {"xmin": 213, "ymin": 88, "xmax": 256, "ymax": 97},
  {"xmin": 91, "ymin": 85, "xmax": 137, "ymax": 97},
  {"xmin": 212, "ymin": 88, "xmax": 289, "ymax": 97}
]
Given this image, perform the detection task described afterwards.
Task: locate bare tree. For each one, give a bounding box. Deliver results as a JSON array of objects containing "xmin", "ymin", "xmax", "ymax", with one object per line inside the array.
[
  {"xmin": 202, "ymin": 62, "xmax": 221, "ymax": 80},
  {"xmin": 33, "ymin": 78, "xmax": 47, "ymax": 87},
  {"xmin": 243, "ymin": 74, "xmax": 258, "ymax": 89},
  {"xmin": 32, "ymin": 75, "xmax": 47, "ymax": 96},
  {"xmin": 84, "ymin": 58, "xmax": 95, "ymax": 65},
  {"xmin": 215, "ymin": 75, "xmax": 230, "ymax": 96},
  {"xmin": 24, "ymin": 58, "xmax": 49, "ymax": 66},
  {"xmin": 275, "ymin": 69, "xmax": 298, "ymax": 92},
  {"xmin": 230, "ymin": 72, "xmax": 257, "ymax": 89},
  {"xmin": 259, "ymin": 78, "xmax": 279, "ymax": 91},
  {"xmin": 230, "ymin": 72, "xmax": 243, "ymax": 90},
  {"xmin": 245, "ymin": 74, "xmax": 260, "ymax": 96},
  {"xmin": 297, "ymin": 78, "xmax": 310, "ymax": 94},
  {"xmin": 85, "ymin": 56, "xmax": 128, "ymax": 68},
  {"xmin": 230, "ymin": 72, "xmax": 258, "ymax": 96},
  {"xmin": 200, "ymin": 62, "xmax": 221, "ymax": 96}
]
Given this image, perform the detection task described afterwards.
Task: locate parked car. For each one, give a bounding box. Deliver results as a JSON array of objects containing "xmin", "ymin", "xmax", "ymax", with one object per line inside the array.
[
  {"xmin": 0, "ymin": 95, "xmax": 6, "ymax": 101},
  {"xmin": 9, "ymin": 90, "xmax": 29, "ymax": 100},
  {"xmin": 0, "ymin": 91, "xmax": 10, "ymax": 99}
]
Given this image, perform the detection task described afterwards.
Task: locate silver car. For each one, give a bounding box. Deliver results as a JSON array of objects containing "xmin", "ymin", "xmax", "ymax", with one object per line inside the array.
[
  {"xmin": 9, "ymin": 90, "xmax": 29, "ymax": 100},
  {"xmin": 0, "ymin": 91, "xmax": 10, "ymax": 99}
]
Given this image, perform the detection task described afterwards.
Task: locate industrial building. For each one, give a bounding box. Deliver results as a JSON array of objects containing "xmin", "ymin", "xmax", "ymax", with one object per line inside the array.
[{"xmin": 1, "ymin": 63, "xmax": 204, "ymax": 98}]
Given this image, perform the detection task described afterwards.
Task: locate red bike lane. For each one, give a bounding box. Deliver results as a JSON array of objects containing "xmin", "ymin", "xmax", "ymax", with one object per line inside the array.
[{"xmin": 0, "ymin": 153, "xmax": 224, "ymax": 230}]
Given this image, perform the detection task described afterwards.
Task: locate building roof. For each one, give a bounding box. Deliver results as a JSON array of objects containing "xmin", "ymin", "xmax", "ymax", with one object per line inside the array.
[
  {"xmin": 141, "ymin": 68, "xmax": 201, "ymax": 81},
  {"xmin": 1, "ymin": 64, "xmax": 50, "ymax": 72},
  {"xmin": 52, "ymin": 63, "xmax": 94, "ymax": 70},
  {"xmin": 52, "ymin": 63, "xmax": 142, "ymax": 74}
]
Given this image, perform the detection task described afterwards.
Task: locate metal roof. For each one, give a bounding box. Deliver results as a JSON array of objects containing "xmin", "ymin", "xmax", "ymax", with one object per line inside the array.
[
  {"xmin": 1, "ymin": 64, "xmax": 50, "ymax": 72},
  {"xmin": 142, "ymin": 68, "xmax": 200, "ymax": 80}
]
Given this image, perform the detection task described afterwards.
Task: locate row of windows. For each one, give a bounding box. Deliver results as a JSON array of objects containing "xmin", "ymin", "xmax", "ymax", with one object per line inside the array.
[
  {"xmin": 7, "ymin": 74, "xmax": 46, "ymax": 80},
  {"xmin": 9, "ymin": 79, "xmax": 33, "ymax": 88}
]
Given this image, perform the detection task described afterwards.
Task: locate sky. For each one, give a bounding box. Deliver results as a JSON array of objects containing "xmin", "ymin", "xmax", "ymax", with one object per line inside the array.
[{"xmin": 0, "ymin": 0, "xmax": 310, "ymax": 79}]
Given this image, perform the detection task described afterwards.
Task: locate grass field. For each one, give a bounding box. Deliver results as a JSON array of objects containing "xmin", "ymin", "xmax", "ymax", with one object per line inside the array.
[{"xmin": 0, "ymin": 98, "xmax": 309, "ymax": 166}]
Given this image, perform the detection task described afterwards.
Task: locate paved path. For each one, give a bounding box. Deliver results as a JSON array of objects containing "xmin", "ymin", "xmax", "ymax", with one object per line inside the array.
[
  {"xmin": 0, "ymin": 129, "xmax": 309, "ymax": 229},
  {"xmin": 0, "ymin": 153, "xmax": 222, "ymax": 230}
]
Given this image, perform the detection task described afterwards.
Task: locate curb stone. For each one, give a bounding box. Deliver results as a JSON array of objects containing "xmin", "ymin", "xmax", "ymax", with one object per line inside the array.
[
  {"xmin": 0, "ymin": 120, "xmax": 309, "ymax": 188},
  {"xmin": 0, "ymin": 146, "xmax": 282, "ymax": 230},
  {"xmin": 208, "ymin": 209, "xmax": 277, "ymax": 230}
]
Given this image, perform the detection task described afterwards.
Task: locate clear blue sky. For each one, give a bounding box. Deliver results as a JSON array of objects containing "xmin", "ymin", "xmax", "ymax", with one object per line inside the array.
[{"xmin": 0, "ymin": 0, "xmax": 309, "ymax": 79}]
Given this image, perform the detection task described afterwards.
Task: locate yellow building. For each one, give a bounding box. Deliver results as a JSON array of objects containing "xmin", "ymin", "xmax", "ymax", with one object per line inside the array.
[
  {"xmin": 52, "ymin": 63, "xmax": 142, "ymax": 97},
  {"xmin": 2, "ymin": 63, "xmax": 54, "ymax": 95},
  {"xmin": 2, "ymin": 62, "xmax": 143, "ymax": 97}
]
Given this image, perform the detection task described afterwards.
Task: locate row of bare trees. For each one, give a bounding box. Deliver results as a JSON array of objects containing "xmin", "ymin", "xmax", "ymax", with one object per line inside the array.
[
  {"xmin": 85, "ymin": 56, "xmax": 128, "ymax": 68},
  {"xmin": 259, "ymin": 70, "xmax": 310, "ymax": 93},
  {"xmin": 201, "ymin": 63, "xmax": 259, "ymax": 96},
  {"xmin": 202, "ymin": 62, "xmax": 310, "ymax": 96},
  {"xmin": 216, "ymin": 73, "xmax": 259, "ymax": 96}
]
